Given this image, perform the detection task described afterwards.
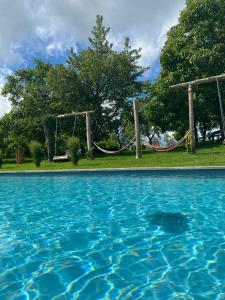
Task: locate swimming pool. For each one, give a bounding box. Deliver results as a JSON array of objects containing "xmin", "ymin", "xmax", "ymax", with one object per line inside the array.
[{"xmin": 0, "ymin": 170, "xmax": 225, "ymax": 299}]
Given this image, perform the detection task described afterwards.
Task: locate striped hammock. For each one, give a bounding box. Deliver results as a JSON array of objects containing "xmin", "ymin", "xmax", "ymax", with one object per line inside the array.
[{"xmin": 144, "ymin": 132, "xmax": 190, "ymax": 152}]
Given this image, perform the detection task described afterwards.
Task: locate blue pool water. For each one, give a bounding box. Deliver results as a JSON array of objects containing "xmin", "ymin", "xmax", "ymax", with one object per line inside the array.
[{"xmin": 0, "ymin": 171, "xmax": 225, "ymax": 299}]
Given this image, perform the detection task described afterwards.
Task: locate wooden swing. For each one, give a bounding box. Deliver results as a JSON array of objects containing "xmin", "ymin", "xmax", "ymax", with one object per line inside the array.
[{"xmin": 52, "ymin": 111, "xmax": 94, "ymax": 162}]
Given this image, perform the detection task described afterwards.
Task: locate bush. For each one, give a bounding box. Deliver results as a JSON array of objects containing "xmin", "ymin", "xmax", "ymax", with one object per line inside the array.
[
  {"xmin": 0, "ymin": 150, "xmax": 3, "ymax": 168},
  {"xmin": 67, "ymin": 137, "xmax": 80, "ymax": 166},
  {"xmin": 29, "ymin": 141, "xmax": 42, "ymax": 167},
  {"xmin": 98, "ymin": 139, "xmax": 120, "ymax": 151}
]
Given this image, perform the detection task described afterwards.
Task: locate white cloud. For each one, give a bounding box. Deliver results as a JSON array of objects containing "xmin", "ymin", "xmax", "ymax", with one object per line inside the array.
[
  {"xmin": 0, "ymin": 91, "xmax": 11, "ymax": 117},
  {"xmin": 41, "ymin": 0, "xmax": 186, "ymax": 67},
  {"xmin": 0, "ymin": 67, "xmax": 12, "ymax": 116},
  {"xmin": 0, "ymin": 82, "xmax": 11, "ymax": 117},
  {"xmin": 0, "ymin": 0, "xmax": 185, "ymax": 65},
  {"xmin": 0, "ymin": 0, "xmax": 186, "ymax": 115}
]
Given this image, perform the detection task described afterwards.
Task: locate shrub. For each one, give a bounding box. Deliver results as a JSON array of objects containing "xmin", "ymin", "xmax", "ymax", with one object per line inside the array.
[
  {"xmin": 67, "ymin": 137, "xmax": 80, "ymax": 166},
  {"xmin": 98, "ymin": 139, "xmax": 120, "ymax": 151},
  {"xmin": 29, "ymin": 141, "xmax": 42, "ymax": 167},
  {"xmin": 0, "ymin": 150, "xmax": 3, "ymax": 168},
  {"xmin": 184, "ymin": 131, "xmax": 193, "ymax": 153}
]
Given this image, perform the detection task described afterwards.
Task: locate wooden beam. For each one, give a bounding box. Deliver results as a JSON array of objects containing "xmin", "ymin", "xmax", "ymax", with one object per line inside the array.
[
  {"xmin": 170, "ymin": 73, "xmax": 225, "ymax": 90},
  {"xmin": 133, "ymin": 101, "xmax": 142, "ymax": 159},
  {"xmin": 85, "ymin": 112, "xmax": 92, "ymax": 152},
  {"xmin": 57, "ymin": 111, "xmax": 94, "ymax": 119},
  {"xmin": 188, "ymin": 84, "xmax": 195, "ymax": 153}
]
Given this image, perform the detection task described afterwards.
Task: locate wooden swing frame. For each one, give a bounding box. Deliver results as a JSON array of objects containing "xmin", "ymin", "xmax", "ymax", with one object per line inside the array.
[
  {"xmin": 44, "ymin": 111, "xmax": 94, "ymax": 161},
  {"xmin": 170, "ymin": 73, "xmax": 225, "ymax": 153}
]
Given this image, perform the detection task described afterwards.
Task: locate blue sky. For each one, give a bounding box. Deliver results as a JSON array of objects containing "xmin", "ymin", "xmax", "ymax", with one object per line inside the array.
[{"xmin": 0, "ymin": 0, "xmax": 186, "ymax": 116}]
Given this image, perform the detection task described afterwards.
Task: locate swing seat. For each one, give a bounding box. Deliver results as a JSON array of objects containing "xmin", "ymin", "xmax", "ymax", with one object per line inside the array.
[{"xmin": 53, "ymin": 151, "xmax": 70, "ymax": 162}]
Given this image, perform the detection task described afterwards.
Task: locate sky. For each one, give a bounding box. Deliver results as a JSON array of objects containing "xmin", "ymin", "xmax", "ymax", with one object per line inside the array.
[{"xmin": 0, "ymin": 0, "xmax": 186, "ymax": 116}]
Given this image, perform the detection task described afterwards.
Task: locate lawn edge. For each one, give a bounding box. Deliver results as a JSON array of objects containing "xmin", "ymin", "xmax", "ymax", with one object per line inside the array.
[{"xmin": 1, "ymin": 165, "xmax": 225, "ymax": 174}]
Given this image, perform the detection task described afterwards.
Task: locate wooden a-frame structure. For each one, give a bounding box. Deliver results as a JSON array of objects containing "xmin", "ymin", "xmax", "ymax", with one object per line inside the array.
[
  {"xmin": 44, "ymin": 110, "xmax": 94, "ymax": 161},
  {"xmin": 170, "ymin": 73, "xmax": 225, "ymax": 153}
]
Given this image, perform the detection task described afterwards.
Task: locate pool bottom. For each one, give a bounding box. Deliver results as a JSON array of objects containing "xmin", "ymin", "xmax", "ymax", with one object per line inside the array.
[{"xmin": 0, "ymin": 172, "xmax": 225, "ymax": 299}]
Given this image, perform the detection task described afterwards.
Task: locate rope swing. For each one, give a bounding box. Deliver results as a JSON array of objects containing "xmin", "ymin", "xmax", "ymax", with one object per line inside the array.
[
  {"xmin": 216, "ymin": 79, "xmax": 225, "ymax": 141},
  {"xmin": 53, "ymin": 115, "xmax": 77, "ymax": 161}
]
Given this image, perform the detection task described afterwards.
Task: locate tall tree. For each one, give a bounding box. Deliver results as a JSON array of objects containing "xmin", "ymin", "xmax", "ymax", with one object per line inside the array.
[
  {"xmin": 147, "ymin": 0, "xmax": 225, "ymax": 139},
  {"xmin": 2, "ymin": 60, "xmax": 58, "ymax": 159},
  {"xmin": 67, "ymin": 15, "xmax": 147, "ymax": 141}
]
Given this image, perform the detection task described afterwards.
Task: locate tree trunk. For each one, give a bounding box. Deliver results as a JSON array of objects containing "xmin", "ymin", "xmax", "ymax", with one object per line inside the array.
[
  {"xmin": 133, "ymin": 101, "xmax": 142, "ymax": 159},
  {"xmin": 202, "ymin": 122, "xmax": 207, "ymax": 142},
  {"xmin": 116, "ymin": 130, "xmax": 122, "ymax": 148},
  {"xmin": 16, "ymin": 148, "xmax": 24, "ymax": 164},
  {"xmin": 220, "ymin": 123, "xmax": 225, "ymax": 140},
  {"xmin": 194, "ymin": 124, "xmax": 198, "ymax": 144},
  {"xmin": 200, "ymin": 122, "xmax": 207, "ymax": 142},
  {"xmin": 148, "ymin": 133, "xmax": 155, "ymax": 145},
  {"xmin": 44, "ymin": 118, "xmax": 55, "ymax": 161}
]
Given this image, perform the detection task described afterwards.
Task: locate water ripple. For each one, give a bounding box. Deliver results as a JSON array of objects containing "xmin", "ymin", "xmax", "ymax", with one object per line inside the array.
[{"xmin": 0, "ymin": 173, "xmax": 225, "ymax": 299}]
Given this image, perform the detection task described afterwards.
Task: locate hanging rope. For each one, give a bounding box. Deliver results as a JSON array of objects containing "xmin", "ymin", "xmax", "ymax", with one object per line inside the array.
[
  {"xmin": 72, "ymin": 115, "xmax": 77, "ymax": 137},
  {"xmin": 216, "ymin": 79, "xmax": 225, "ymax": 141},
  {"xmin": 144, "ymin": 132, "xmax": 190, "ymax": 152},
  {"xmin": 71, "ymin": 115, "xmax": 81, "ymax": 149},
  {"xmin": 92, "ymin": 136, "xmax": 135, "ymax": 155}
]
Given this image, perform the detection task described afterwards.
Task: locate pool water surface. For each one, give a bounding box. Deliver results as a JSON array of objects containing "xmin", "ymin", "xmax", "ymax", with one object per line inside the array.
[{"xmin": 0, "ymin": 171, "xmax": 225, "ymax": 299}]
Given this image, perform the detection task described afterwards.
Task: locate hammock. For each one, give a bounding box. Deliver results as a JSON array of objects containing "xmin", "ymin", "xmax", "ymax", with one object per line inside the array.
[
  {"xmin": 92, "ymin": 137, "xmax": 135, "ymax": 155},
  {"xmin": 144, "ymin": 132, "xmax": 189, "ymax": 152},
  {"xmin": 53, "ymin": 153, "xmax": 70, "ymax": 162}
]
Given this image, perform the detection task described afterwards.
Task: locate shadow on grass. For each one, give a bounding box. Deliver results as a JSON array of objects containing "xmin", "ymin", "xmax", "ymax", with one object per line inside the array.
[
  {"xmin": 197, "ymin": 151, "xmax": 224, "ymax": 156},
  {"xmin": 4, "ymin": 158, "xmax": 33, "ymax": 165},
  {"xmin": 197, "ymin": 141, "xmax": 223, "ymax": 149}
]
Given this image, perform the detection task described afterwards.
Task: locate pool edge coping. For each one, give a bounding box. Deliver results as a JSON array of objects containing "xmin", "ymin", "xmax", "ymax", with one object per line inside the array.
[{"xmin": 1, "ymin": 166, "xmax": 225, "ymax": 174}]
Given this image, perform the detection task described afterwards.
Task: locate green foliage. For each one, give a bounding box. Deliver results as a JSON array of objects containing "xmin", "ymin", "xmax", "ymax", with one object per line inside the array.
[
  {"xmin": 145, "ymin": 0, "xmax": 225, "ymax": 138},
  {"xmin": 0, "ymin": 150, "xmax": 3, "ymax": 168},
  {"xmin": 67, "ymin": 137, "xmax": 80, "ymax": 166},
  {"xmin": 89, "ymin": 15, "xmax": 113, "ymax": 52},
  {"xmin": 29, "ymin": 141, "xmax": 42, "ymax": 167},
  {"xmin": 1, "ymin": 15, "xmax": 147, "ymax": 158},
  {"xmin": 98, "ymin": 139, "xmax": 120, "ymax": 151},
  {"xmin": 0, "ymin": 113, "xmax": 30, "ymax": 157},
  {"xmin": 67, "ymin": 15, "xmax": 147, "ymax": 141}
]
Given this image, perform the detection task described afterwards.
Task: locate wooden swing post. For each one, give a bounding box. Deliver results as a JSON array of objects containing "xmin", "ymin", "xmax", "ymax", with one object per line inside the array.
[
  {"xmin": 85, "ymin": 112, "xmax": 92, "ymax": 152},
  {"xmin": 188, "ymin": 84, "xmax": 195, "ymax": 153},
  {"xmin": 133, "ymin": 100, "xmax": 142, "ymax": 159}
]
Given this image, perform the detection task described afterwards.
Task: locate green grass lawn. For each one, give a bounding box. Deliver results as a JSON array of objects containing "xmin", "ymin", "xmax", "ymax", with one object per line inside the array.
[{"xmin": 1, "ymin": 142, "xmax": 225, "ymax": 171}]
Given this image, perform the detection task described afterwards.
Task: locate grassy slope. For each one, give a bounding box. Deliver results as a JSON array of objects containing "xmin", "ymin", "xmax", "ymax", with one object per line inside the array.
[{"xmin": 0, "ymin": 142, "xmax": 225, "ymax": 171}]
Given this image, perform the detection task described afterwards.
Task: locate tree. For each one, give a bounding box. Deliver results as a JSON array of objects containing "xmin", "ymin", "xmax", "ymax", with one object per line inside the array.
[
  {"xmin": 67, "ymin": 15, "xmax": 147, "ymax": 141},
  {"xmin": 1, "ymin": 60, "xmax": 83, "ymax": 159},
  {"xmin": 146, "ymin": 0, "xmax": 225, "ymax": 140},
  {"xmin": 1, "ymin": 15, "xmax": 148, "ymax": 159},
  {"xmin": 1, "ymin": 60, "xmax": 57, "ymax": 159}
]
